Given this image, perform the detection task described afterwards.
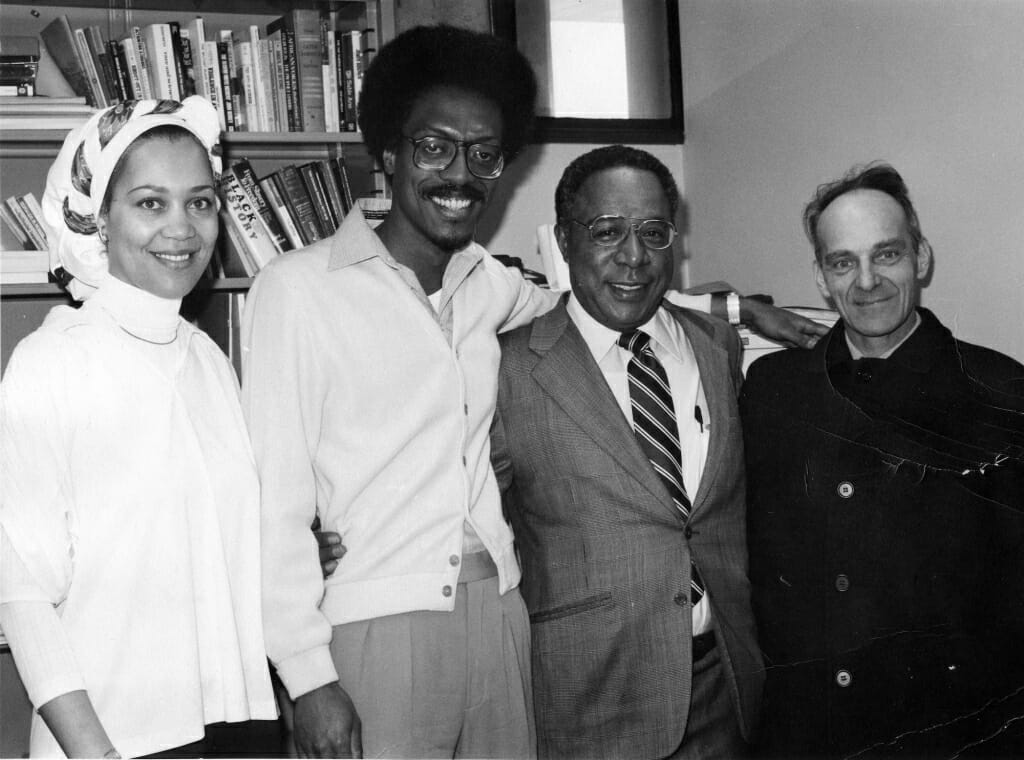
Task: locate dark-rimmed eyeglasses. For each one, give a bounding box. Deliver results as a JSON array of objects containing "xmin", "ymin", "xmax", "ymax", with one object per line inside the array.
[
  {"xmin": 401, "ymin": 135, "xmax": 505, "ymax": 179},
  {"xmin": 570, "ymin": 215, "xmax": 677, "ymax": 250}
]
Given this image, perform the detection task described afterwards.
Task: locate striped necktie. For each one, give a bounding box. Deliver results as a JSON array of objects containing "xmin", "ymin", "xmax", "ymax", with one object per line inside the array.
[{"xmin": 619, "ymin": 329, "xmax": 705, "ymax": 604}]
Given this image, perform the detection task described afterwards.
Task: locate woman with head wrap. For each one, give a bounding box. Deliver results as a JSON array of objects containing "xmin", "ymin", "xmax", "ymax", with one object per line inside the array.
[{"xmin": 0, "ymin": 97, "xmax": 277, "ymax": 758}]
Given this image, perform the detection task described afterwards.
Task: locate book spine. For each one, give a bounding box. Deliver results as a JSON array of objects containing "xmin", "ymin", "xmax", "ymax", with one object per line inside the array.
[
  {"xmin": 283, "ymin": 30, "xmax": 300, "ymax": 131},
  {"xmin": 216, "ymin": 40, "xmax": 236, "ymax": 131},
  {"xmin": 144, "ymin": 24, "xmax": 179, "ymax": 100},
  {"xmin": 19, "ymin": 194, "xmax": 49, "ymax": 251},
  {"xmin": 86, "ymin": 26, "xmax": 118, "ymax": 105},
  {"xmin": 235, "ymin": 40, "xmax": 258, "ymax": 132},
  {"xmin": 219, "ymin": 213, "xmax": 259, "ymax": 276},
  {"xmin": 74, "ymin": 28, "xmax": 107, "ymax": 108},
  {"xmin": 340, "ymin": 31, "xmax": 358, "ymax": 132},
  {"xmin": 231, "ymin": 159, "xmax": 290, "ymax": 252},
  {"xmin": 167, "ymin": 22, "xmax": 189, "ymax": 98},
  {"xmin": 220, "ymin": 30, "xmax": 244, "ymax": 131},
  {"xmin": 218, "ymin": 172, "xmax": 279, "ymax": 269},
  {"xmin": 268, "ymin": 37, "xmax": 288, "ymax": 132},
  {"xmin": 255, "ymin": 37, "xmax": 276, "ymax": 132},
  {"xmin": 131, "ymin": 27, "xmax": 154, "ymax": 100},
  {"xmin": 278, "ymin": 165, "xmax": 321, "ymax": 244},
  {"xmin": 186, "ymin": 17, "xmax": 207, "ymax": 97},
  {"xmin": 333, "ymin": 155, "xmax": 354, "ymax": 213},
  {"xmin": 7, "ymin": 196, "xmax": 46, "ymax": 251},
  {"xmin": 298, "ymin": 163, "xmax": 334, "ymax": 235},
  {"xmin": 259, "ymin": 176, "xmax": 304, "ymax": 249},
  {"xmin": 292, "ymin": 11, "xmax": 325, "ymax": 132},
  {"xmin": 0, "ymin": 203, "xmax": 35, "ymax": 250},
  {"xmin": 107, "ymin": 39, "xmax": 132, "ymax": 100},
  {"xmin": 316, "ymin": 159, "xmax": 346, "ymax": 226},
  {"xmin": 201, "ymin": 41, "xmax": 225, "ymax": 130}
]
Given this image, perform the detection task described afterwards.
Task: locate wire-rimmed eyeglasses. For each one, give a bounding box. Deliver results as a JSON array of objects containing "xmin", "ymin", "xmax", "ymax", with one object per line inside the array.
[
  {"xmin": 402, "ymin": 135, "xmax": 505, "ymax": 179},
  {"xmin": 570, "ymin": 215, "xmax": 677, "ymax": 250}
]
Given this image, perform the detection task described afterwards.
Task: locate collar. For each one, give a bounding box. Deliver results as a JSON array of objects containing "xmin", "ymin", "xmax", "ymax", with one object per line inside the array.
[
  {"xmin": 89, "ymin": 273, "xmax": 182, "ymax": 344},
  {"xmin": 826, "ymin": 308, "xmax": 950, "ymax": 374},
  {"xmin": 327, "ymin": 205, "xmax": 486, "ymax": 291},
  {"xmin": 567, "ymin": 292, "xmax": 682, "ymax": 364},
  {"xmin": 846, "ymin": 311, "xmax": 922, "ymax": 359}
]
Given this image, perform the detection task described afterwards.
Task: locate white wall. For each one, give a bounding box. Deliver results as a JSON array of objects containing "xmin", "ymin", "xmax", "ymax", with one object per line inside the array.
[{"xmin": 680, "ymin": 0, "xmax": 1024, "ymax": 362}]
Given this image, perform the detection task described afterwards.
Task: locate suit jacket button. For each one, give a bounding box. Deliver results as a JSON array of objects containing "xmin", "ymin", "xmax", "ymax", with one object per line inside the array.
[
  {"xmin": 674, "ymin": 592, "xmax": 688, "ymax": 606},
  {"xmin": 835, "ymin": 669, "xmax": 852, "ymax": 687},
  {"xmin": 684, "ymin": 526, "xmax": 693, "ymax": 539},
  {"xmin": 837, "ymin": 481, "xmax": 854, "ymax": 498},
  {"xmin": 835, "ymin": 574, "xmax": 850, "ymax": 592},
  {"xmin": 442, "ymin": 585, "xmax": 453, "ymax": 597}
]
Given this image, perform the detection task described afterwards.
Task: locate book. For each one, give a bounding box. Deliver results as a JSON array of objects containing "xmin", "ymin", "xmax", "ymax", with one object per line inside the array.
[
  {"xmin": 120, "ymin": 37, "xmax": 144, "ymax": 103},
  {"xmin": 86, "ymin": 26, "xmax": 119, "ymax": 105},
  {"xmin": 107, "ymin": 40, "xmax": 131, "ymax": 101},
  {"xmin": 229, "ymin": 159, "xmax": 290, "ymax": 252},
  {"xmin": 333, "ymin": 155, "xmax": 354, "ymax": 213},
  {"xmin": 267, "ymin": 36, "xmax": 288, "ymax": 132},
  {"xmin": 130, "ymin": 27, "xmax": 154, "ymax": 100},
  {"xmin": 322, "ymin": 23, "xmax": 339, "ymax": 133},
  {"xmin": 6, "ymin": 195, "xmax": 45, "ymax": 251},
  {"xmin": 356, "ymin": 196, "xmax": 390, "ymax": 229},
  {"xmin": 316, "ymin": 158, "xmax": 347, "ymax": 228},
  {"xmin": 258, "ymin": 176, "xmax": 304, "ymax": 249},
  {"xmin": 168, "ymin": 22, "xmax": 192, "ymax": 98},
  {"xmin": 275, "ymin": 164, "xmax": 321, "ymax": 244},
  {"xmin": 0, "ymin": 204, "xmax": 35, "ymax": 249},
  {"xmin": 234, "ymin": 40, "xmax": 258, "ymax": 131},
  {"xmin": 186, "ymin": 17, "xmax": 207, "ymax": 98},
  {"xmin": 250, "ymin": 29, "xmax": 274, "ymax": 132},
  {"xmin": 299, "ymin": 162, "xmax": 335, "ymax": 235},
  {"xmin": 267, "ymin": 10, "xmax": 324, "ymax": 132},
  {"xmin": 216, "ymin": 39, "xmax": 236, "ymax": 130},
  {"xmin": 219, "ymin": 30, "xmax": 243, "ymax": 131},
  {"xmin": 340, "ymin": 31, "xmax": 359, "ymax": 132},
  {"xmin": 40, "ymin": 17, "xmax": 93, "ymax": 105},
  {"xmin": 218, "ymin": 170, "xmax": 280, "ymax": 270},
  {"xmin": 218, "ymin": 220, "xmax": 258, "ymax": 277},
  {"xmin": 143, "ymin": 24, "xmax": 179, "ymax": 100},
  {"xmin": 19, "ymin": 194, "xmax": 48, "ymax": 250},
  {"xmin": 1, "ymin": 249, "xmax": 50, "ymax": 273},
  {"xmin": 74, "ymin": 27, "xmax": 107, "ymax": 108},
  {"xmin": 201, "ymin": 40, "xmax": 225, "ymax": 130}
]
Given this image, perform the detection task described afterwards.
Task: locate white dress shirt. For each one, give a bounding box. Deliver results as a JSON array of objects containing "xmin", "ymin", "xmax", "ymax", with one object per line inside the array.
[{"xmin": 567, "ymin": 295, "xmax": 712, "ymax": 635}]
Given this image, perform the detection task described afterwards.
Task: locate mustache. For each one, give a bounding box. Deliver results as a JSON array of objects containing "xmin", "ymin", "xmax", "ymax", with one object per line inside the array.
[{"xmin": 426, "ymin": 183, "xmax": 486, "ymax": 204}]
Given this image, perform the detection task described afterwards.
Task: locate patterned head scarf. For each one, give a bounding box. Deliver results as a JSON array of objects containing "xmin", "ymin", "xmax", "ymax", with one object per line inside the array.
[{"xmin": 41, "ymin": 96, "xmax": 222, "ymax": 301}]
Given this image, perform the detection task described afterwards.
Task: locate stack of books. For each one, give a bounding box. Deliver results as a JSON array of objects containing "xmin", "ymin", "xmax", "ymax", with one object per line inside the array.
[
  {"xmin": 1, "ymin": 250, "xmax": 51, "ymax": 285},
  {"xmin": 0, "ymin": 94, "xmax": 93, "ymax": 131},
  {"xmin": 39, "ymin": 2, "xmax": 380, "ymax": 134},
  {"xmin": 218, "ymin": 154, "xmax": 388, "ymax": 276}
]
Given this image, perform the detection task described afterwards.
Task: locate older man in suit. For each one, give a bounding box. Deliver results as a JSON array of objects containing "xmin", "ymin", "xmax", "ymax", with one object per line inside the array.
[{"xmin": 491, "ymin": 145, "xmax": 763, "ymax": 759}]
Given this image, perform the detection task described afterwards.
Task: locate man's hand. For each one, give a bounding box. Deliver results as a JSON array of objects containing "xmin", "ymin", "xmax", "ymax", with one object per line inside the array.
[
  {"xmin": 741, "ymin": 297, "xmax": 828, "ymax": 349},
  {"xmin": 293, "ymin": 682, "xmax": 362, "ymax": 758},
  {"xmin": 315, "ymin": 530, "xmax": 346, "ymax": 578}
]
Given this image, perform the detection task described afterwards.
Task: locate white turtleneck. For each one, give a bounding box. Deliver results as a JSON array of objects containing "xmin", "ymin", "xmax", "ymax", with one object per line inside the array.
[{"xmin": 0, "ymin": 275, "xmax": 276, "ymax": 757}]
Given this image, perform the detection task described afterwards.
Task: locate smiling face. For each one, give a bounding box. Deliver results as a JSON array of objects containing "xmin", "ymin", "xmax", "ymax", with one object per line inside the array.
[
  {"xmin": 97, "ymin": 134, "xmax": 218, "ymax": 300},
  {"xmin": 557, "ymin": 166, "xmax": 675, "ymax": 332},
  {"xmin": 813, "ymin": 188, "xmax": 931, "ymax": 356},
  {"xmin": 380, "ymin": 85, "xmax": 503, "ymax": 258}
]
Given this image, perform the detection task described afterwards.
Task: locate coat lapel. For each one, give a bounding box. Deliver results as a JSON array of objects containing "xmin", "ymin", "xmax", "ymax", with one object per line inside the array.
[
  {"xmin": 528, "ymin": 302, "xmax": 677, "ymax": 516},
  {"xmin": 670, "ymin": 306, "xmax": 733, "ymax": 517}
]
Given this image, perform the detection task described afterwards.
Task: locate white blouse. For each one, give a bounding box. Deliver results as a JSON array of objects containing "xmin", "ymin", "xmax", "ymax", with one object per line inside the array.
[{"xmin": 0, "ymin": 275, "xmax": 276, "ymax": 758}]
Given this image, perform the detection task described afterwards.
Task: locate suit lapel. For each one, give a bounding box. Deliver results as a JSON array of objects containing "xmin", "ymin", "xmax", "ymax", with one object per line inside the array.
[
  {"xmin": 529, "ymin": 303, "xmax": 677, "ymax": 516},
  {"xmin": 671, "ymin": 307, "xmax": 732, "ymax": 517}
]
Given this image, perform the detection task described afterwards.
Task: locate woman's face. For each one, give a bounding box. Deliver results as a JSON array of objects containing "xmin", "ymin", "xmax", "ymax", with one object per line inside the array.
[{"xmin": 97, "ymin": 136, "xmax": 219, "ymax": 299}]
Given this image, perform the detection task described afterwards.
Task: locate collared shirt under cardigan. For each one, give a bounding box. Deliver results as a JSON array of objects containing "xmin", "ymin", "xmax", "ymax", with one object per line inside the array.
[
  {"xmin": 243, "ymin": 208, "xmax": 717, "ymax": 700},
  {"xmin": 0, "ymin": 275, "xmax": 276, "ymax": 758}
]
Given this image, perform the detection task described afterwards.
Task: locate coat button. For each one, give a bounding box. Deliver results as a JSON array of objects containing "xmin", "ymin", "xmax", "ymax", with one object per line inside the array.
[
  {"xmin": 449, "ymin": 555, "xmax": 460, "ymax": 566},
  {"xmin": 835, "ymin": 574, "xmax": 850, "ymax": 592},
  {"xmin": 837, "ymin": 481, "xmax": 854, "ymax": 498},
  {"xmin": 835, "ymin": 669, "xmax": 852, "ymax": 687},
  {"xmin": 684, "ymin": 526, "xmax": 693, "ymax": 539},
  {"xmin": 442, "ymin": 585, "xmax": 452, "ymax": 597},
  {"xmin": 673, "ymin": 592, "xmax": 688, "ymax": 606}
]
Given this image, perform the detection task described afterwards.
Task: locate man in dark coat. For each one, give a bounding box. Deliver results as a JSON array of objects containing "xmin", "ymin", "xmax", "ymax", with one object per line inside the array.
[{"xmin": 740, "ymin": 162, "xmax": 1024, "ymax": 758}]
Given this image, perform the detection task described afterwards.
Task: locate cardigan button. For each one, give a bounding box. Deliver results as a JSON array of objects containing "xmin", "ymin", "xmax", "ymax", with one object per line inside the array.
[
  {"xmin": 449, "ymin": 554, "xmax": 460, "ymax": 566},
  {"xmin": 835, "ymin": 669, "xmax": 852, "ymax": 687},
  {"xmin": 835, "ymin": 574, "xmax": 850, "ymax": 592},
  {"xmin": 837, "ymin": 481, "xmax": 854, "ymax": 498}
]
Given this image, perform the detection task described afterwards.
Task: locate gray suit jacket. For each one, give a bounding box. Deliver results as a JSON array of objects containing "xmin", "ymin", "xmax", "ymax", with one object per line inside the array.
[{"xmin": 493, "ymin": 299, "xmax": 763, "ymax": 759}]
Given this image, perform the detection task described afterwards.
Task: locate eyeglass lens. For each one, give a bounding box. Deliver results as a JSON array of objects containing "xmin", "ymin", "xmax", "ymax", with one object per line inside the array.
[
  {"xmin": 589, "ymin": 217, "xmax": 675, "ymax": 250},
  {"xmin": 412, "ymin": 136, "xmax": 504, "ymax": 178}
]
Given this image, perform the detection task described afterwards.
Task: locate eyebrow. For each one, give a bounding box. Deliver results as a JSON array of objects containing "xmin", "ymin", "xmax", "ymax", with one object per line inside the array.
[
  {"xmin": 823, "ymin": 238, "xmax": 907, "ymax": 261},
  {"xmin": 126, "ymin": 184, "xmax": 216, "ymax": 194}
]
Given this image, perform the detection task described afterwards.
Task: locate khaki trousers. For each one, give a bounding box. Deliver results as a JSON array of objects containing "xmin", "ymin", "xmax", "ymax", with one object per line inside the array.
[{"xmin": 329, "ymin": 555, "xmax": 535, "ymax": 759}]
